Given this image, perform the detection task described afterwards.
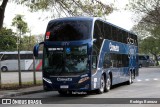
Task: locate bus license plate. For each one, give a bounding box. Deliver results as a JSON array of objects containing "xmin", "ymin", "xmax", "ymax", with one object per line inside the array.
[{"xmin": 60, "ymin": 85, "xmax": 69, "ymax": 89}]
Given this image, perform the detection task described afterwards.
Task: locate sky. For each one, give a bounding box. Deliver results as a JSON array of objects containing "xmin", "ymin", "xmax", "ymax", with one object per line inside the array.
[{"xmin": 3, "ymin": 0, "xmax": 135, "ymax": 35}]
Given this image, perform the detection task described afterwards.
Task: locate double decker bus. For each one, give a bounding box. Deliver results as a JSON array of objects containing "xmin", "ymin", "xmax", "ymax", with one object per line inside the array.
[{"xmin": 33, "ymin": 17, "xmax": 139, "ymax": 94}]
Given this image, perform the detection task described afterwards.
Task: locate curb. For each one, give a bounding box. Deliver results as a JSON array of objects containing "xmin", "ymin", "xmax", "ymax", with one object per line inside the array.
[{"xmin": 1, "ymin": 90, "xmax": 44, "ymax": 98}]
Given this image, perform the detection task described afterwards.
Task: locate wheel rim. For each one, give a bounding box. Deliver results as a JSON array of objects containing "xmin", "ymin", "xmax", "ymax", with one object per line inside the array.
[
  {"xmin": 106, "ymin": 78, "xmax": 111, "ymax": 90},
  {"xmin": 129, "ymin": 72, "xmax": 132, "ymax": 83},
  {"xmin": 131, "ymin": 73, "xmax": 134, "ymax": 83},
  {"xmin": 100, "ymin": 76, "xmax": 105, "ymax": 92},
  {"xmin": 2, "ymin": 67, "xmax": 7, "ymax": 72}
]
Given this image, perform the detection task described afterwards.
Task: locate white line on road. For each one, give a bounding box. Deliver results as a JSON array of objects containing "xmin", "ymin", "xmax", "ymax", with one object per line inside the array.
[
  {"xmin": 153, "ymin": 78, "xmax": 159, "ymax": 81},
  {"xmin": 137, "ymin": 79, "xmax": 142, "ymax": 82}
]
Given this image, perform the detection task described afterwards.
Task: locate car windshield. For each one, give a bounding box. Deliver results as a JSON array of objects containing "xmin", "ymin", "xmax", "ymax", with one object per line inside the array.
[
  {"xmin": 46, "ymin": 20, "xmax": 92, "ymax": 41},
  {"xmin": 43, "ymin": 45, "xmax": 89, "ymax": 75}
]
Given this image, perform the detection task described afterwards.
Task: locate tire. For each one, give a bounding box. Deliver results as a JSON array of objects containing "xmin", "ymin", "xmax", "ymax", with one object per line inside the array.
[
  {"xmin": 127, "ymin": 71, "xmax": 133, "ymax": 85},
  {"xmin": 1, "ymin": 66, "xmax": 8, "ymax": 72},
  {"xmin": 96, "ymin": 75, "xmax": 105, "ymax": 94},
  {"xmin": 139, "ymin": 64, "xmax": 142, "ymax": 68},
  {"xmin": 58, "ymin": 90, "xmax": 68, "ymax": 95},
  {"xmin": 104, "ymin": 75, "xmax": 111, "ymax": 92}
]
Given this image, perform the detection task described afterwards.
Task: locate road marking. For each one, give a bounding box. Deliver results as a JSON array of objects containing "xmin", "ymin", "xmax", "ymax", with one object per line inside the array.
[
  {"xmin": 153, "ymin": 78, "xmax": 158, "ymax": 81},
  {"xmin": 136, "ymin": 78, "xmax": 159, "ymax": 82},
  {"xmin": 137, "ymin": 79, "xmax": 142, "ymax": 82}
]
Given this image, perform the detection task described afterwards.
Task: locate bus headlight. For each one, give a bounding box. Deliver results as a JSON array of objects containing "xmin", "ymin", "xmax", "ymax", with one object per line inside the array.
[
  {"xmin": 43, "ymin": 77, "xmax": 52, "ymax": 84},
  {"xmin": 78, "ymin": 77, "xmax": 89, "ymax": 84}
]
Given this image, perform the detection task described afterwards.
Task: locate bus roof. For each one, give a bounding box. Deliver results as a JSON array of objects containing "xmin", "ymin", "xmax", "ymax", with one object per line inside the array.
[{"xmin": 48, "ymin": 17, "xmax": 136, "ymax": 36}]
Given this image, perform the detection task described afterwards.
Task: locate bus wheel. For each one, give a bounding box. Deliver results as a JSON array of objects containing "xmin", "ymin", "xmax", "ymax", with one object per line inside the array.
[
  {"xmin": 96, "ymin": 75, "xmax": 105, "ymax": 94},
  {"xmin": 58, "ymin": 90, "xmax": 68, "ymax": 95},
  {"xmin": 1, "ymin": 66, "xmax": 8, "ymax": 72},
  {"xmin": 127, "ymin": 71, "xmax": 133, "ymax": 85},
  {"xmin": 105, "ymin": 76, "xmax": 111, "ymax": 92}
]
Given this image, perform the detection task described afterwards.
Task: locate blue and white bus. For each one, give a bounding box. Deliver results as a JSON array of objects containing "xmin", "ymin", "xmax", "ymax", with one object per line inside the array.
[{"xmin": 33, "ymin": 17, "xmax": 139, "ymax": 94}]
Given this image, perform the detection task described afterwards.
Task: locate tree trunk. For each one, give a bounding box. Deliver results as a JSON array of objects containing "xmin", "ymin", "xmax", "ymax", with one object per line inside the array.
[
  {"xmin": 153, "ymin": 54, "xmax": 159, "ymax": 66},
  {"xmin": 0, "ymin": 0, "xmax": 8, "ymax": 30}
]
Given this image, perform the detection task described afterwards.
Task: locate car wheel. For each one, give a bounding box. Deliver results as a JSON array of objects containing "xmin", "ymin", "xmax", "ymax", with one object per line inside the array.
[
  {"xmin": 139, "ymin": 64, "xmax": 142, "ymax": 68},
  {"xmin": 1, "ymin": 66, "xmax": 8, "ymax": 72}
]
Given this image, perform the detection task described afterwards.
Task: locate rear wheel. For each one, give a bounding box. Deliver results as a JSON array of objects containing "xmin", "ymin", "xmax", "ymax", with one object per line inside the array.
[
  {"xmin": 96, "ymin": 75, "xmax": 105, "ymax": 94},
  {"xmin": 127, "ymin": 71, "xmax": 134, "ymax": 85}
]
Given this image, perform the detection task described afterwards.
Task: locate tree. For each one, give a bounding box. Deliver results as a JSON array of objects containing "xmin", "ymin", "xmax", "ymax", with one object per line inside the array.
[
  {"xmin": 127, "ymin": 0, "xmax": 160, "ymax": 25},
  {"xmin": 21, "ymin": 36, "xmax": 36, "ymax": 51},
  {"xmin": 0, "ymin": 0, "xmax": 114, "ymax": 30},
  {"xmin": 139, "ymin": 37, "xmax": 160, "ymax": 66},
  {"xmin": 25, "ymin": 0, "xmax": 114, "ymax": 18},
  {"xmin": 0, "ymin": 0, "xmax": 8, "ymax": 29},
  {"xmin": 127, "ymin": 0, "xmax": 160, "ymax": 38},
  {"xmin": 0, "ymin": 27, "xmax": 17, "ymax": 51},
  {"xmin": 128, "ymin": 0, "xmax": 160, "ymax": 65},
  {"xmin": 11, "ymin": 14, "xmax": 28, "ymax": 87},
  {"xmin": 12, "ymin": 14, "xmax": 28, "ymax": 34}
]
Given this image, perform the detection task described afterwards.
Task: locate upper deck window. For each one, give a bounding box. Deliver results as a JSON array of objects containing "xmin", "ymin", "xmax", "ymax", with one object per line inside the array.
[{"xmin": 46, "ymin": 20, "xmax": 92, "ymax": 41}]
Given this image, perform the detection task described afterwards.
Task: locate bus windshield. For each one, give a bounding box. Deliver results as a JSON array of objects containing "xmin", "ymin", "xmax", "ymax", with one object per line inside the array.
[
  {"xmin": 43, "ymin": 45, "xmax": 89, "ymax": 75},
  {"xmin": 46, "ymin": 20, "xmax": 92, "ymax": 41}
]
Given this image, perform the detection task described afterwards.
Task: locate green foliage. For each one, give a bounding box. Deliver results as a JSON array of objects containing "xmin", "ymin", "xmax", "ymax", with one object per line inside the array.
[
  {"xmin": 150, "ymin": 25, "xmax": 160, "ymax": 39},
  {"xmin": 139, "ymin": 37, "xmax": 160, "ymax": 54},
  {"xmin": 139, "ymin": 37, "xmax": 160, "ymax": 65},
  {"xmin": 12, "ymin": 14, "xmax": 28, "ymax": 34},
  {"xmin": 128, "ymin": 0, "xmax": 160, "ymax": 65},
  {"xmin": 0, "ymin": 27, "xmax": 17, "ymax": 51},
  {"xmin": 21, "ymin": 0, "xmax": 114, "ymax": 18},
  {"xmin": 20, "ymin": 36, "xmax": 37, "ymax": 51}
]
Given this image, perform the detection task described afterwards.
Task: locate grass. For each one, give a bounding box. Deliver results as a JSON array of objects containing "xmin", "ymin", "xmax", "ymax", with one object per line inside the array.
[{"xmin": 0, "ymin": 80, "xmax": 42, "ymax": 90}]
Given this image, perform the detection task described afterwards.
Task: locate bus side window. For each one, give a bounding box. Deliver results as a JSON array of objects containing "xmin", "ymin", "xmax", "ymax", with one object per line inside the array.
[
  {"xmin": 92, "ymin": 55, "xmax": 97, "ymax": 69},
  {"xmin": 103, "ymin": 53, "xmax": 111, "ymax": 68},
  {"xmin": 1, "ymin": 55, "xmax": 7, "ymax": 60}
]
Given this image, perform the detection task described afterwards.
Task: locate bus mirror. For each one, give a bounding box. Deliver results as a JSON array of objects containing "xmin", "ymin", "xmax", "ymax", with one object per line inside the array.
[
  {"xmin": 33, "ymin": 42, "xmax": 44, "ymax": 57},
  {"xmin": 93, "ymin": 39, "xmax": 97, "ymax": 42}
]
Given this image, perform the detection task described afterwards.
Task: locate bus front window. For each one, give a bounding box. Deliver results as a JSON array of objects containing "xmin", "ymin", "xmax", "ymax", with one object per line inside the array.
[
  {"xmin": 44, "ymin": 45, "xmax": 89, "ymax": 75},
  {"xmin": 46, "ymin": 20, "xmax": 92, "ymax": 41}
]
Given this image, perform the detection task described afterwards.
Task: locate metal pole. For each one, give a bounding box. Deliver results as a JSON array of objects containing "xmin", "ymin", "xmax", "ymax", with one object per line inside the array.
[
  {"xmin": 18, "ymin": 29, "xmax": 22, "ymax": 87},
  {"xmin": 0, "ymin": 58, "xmax": 2, "ymax": 89},
  {"xmin": 0, "ymin": 54, "xmax": 4, "ymax": 89},
  {"xmin": 33, "ymin": 56, "xmax": 36, "ymax": 85}
]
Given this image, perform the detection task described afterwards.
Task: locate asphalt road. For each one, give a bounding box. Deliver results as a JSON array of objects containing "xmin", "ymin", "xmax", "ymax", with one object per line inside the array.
[{"xmin": 1, "ymin": 67, "xmax": 160, "ymax": 107}]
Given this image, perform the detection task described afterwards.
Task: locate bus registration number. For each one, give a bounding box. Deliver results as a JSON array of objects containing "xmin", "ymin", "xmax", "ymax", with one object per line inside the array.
[{"xmin": 60, "ymin": 85, "xmax": 69, "ymax": 89}]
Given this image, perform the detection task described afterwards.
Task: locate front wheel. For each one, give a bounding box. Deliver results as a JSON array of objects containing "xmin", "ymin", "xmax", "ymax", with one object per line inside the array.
[
  {"xmin": 127, "ymin": 71, "xmax": 134, "ymax": 85},
  {"xmin": 96, "ymin": 75, "xmax": 105, "ymax": 94},
  {"xmin": 58, "ymin": 90, "xmax": 68, "ymax": 95}
]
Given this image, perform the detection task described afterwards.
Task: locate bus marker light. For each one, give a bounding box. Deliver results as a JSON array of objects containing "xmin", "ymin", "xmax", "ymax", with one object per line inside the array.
[
  {"xmin": 46, "ymin": 31, "xmax": 50, "ymax": 39},
  {"xmin": 43, "ymin": 77, "xmax": 52, "ymax": 84},
  {"xmin": 78, "ymin": 77, "xmax": 89, "ymax": 84}
]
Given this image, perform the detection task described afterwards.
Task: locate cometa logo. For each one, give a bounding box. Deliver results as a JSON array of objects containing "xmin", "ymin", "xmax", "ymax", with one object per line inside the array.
[
  {"xmin": 109, "ymin": 42, "xmax": 119, "ymax": 52},
  {"xmin": 57, "ymin": 78, "xmax": 72, "ymax": 81}
]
